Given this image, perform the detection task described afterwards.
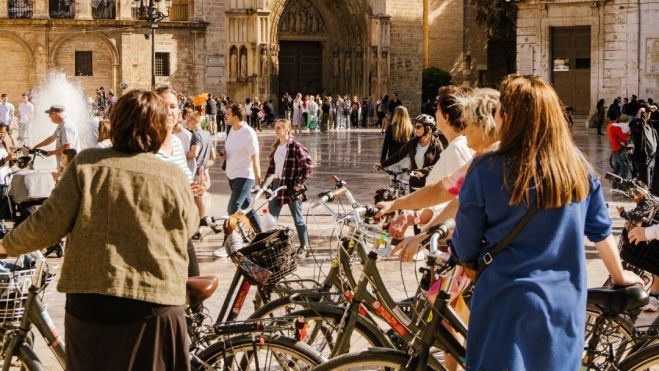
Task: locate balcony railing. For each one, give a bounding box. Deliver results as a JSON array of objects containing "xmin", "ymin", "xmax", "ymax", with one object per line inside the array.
[
  {"xmin": 49, "ymin": 0, "xmax": 75, "ymax": 19},
  {"xmin": 8, "ymin": 0, "xmax": 32, "ymax": 18},
  {"xmin": 92, "ymin": 0, "xmax": 116, "ymax": 19}
]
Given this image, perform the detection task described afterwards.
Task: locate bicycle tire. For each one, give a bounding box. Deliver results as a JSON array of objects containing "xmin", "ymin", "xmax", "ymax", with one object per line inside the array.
[
  {"xmin": 584, "ymin": 304, "xmax": 636, "ymax": 369},
  {"xmin": 617, "ymin": 342, "xmax": 659, "ymax": 370},
  {"xmin": 311, "ymin": 348, "xmax": 439, "ymax": 371},
  {"xmin": 193, "ymin": 334, "xmax": 324, "ymax": 370},
  {"xmin": 249, "ymin": 297, "xmax": 392, "ymax": 357},
  {"xmin": 0, "ymin": 344, "xmax": 45, "ymax": 371}
]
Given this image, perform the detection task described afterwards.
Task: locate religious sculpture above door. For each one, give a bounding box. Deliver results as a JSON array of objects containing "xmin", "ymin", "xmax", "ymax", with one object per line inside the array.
[{"xmin": 278, "ymin": 0, "xmax": 326, "ymax": 35}]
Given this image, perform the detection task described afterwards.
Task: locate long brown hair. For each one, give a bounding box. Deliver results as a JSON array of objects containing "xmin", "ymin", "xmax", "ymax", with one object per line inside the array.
[
  {"xmin": 110, "ymin": 89, "xmax": 168, "ymax": 153},
  {"xmin": 269, "ymin": 119, "xmax": 293, "ymax": 159},
  {"xmin": 497, "ymin": 75, "xmax": 590, "ymax": 209}
]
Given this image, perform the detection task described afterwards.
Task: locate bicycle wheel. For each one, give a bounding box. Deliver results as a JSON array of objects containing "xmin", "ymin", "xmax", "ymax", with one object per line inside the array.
[
  {"xmin": 249, "ymin": 298, "xmax": 392, "ymax": 358},
  {"xmin": 617, "ymin": 342, "xmax": 659, "ymax": 370},
  {"xmin": 0, "ymin": 344, "xmax": 45, "ymax": 371},
  {"xmin": 193, "ymin": 334, "xmax": 324, "ymax": 370},
  {"xmin": 312, "ymin": 348, "xmax": 439, "ymax": 371},
  {"xmin": 584, "ymin": 304, "xmax": 636, "ymax": 369}
]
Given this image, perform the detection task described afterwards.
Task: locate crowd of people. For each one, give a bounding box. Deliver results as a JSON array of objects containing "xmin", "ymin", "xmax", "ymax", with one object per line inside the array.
[{"xmin": 0, "ymin": 74, "xmax": 650, "ymax": 370}]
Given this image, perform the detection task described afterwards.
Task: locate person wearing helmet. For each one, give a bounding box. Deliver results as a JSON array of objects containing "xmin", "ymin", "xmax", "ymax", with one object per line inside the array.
[{"xmin": 377, "ymin": 113, "xmax": 443, "ymax": 192}]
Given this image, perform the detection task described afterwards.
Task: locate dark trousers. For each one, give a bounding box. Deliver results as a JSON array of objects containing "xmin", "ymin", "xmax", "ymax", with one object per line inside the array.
[
  {"xmin": 187, "ymin": 239, "xmax": 199, "ymax": 277},
  {"xmin": 636, "ymin": 156, "xmax": 654, "ymax": 189}
]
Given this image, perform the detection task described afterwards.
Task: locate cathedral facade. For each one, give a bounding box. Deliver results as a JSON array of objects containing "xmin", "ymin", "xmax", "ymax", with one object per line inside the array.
[{"xmin": 0, "ymin": 0, "xmax": 487, "ymax": 112}]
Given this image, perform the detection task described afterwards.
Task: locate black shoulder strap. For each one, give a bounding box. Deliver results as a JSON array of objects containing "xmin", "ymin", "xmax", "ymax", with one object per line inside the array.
[{"xmin": 476, "ymin": 206, "xmax": 539, "ymax": 276}]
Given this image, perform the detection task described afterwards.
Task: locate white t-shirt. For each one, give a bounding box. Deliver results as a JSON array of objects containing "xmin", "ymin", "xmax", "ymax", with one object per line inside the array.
[
  {"xmin": 0, "ymin": 145, "xmax": 10, "ymax": 185},
  {"xmin": 273, "ymin": 143, "xmax": 287, "ymax": 178},
  {"xmin": 0, "ymin": 103, "xmax": 14, "ymax": 125},
  {"xmin": 18, "ymin": 102, "xmax": 33, "ymax": 124},
  {"xmin": 414, "ymin": 143, "xmax": 429, "ymax": 169},
  {"xmin": 174, "ymin": 129, "xmax": 196, "ymax": 174},
  {"xmin": 426, "ymin": 135, "xmax": 474, "ymax": 184},
  {"xmin": 225, "ymin": 123, "xmax": 259, "ymax": 180}
]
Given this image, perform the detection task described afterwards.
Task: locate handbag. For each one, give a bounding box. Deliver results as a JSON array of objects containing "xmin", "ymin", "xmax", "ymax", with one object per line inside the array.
[{"xmin": 462, "ymin": 206, "xmax": 539, "ymax": 282}]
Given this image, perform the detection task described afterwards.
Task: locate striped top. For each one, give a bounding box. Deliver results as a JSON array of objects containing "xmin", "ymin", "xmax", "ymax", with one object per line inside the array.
[{"xmin": 156, "ymin": 135, "xmax": 193, "ymax": 181}]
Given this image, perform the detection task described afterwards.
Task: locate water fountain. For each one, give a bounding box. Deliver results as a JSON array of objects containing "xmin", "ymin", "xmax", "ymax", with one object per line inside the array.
[{"xmin": 29, "ymin": 70, "xmax": 96, "ymax": 169}]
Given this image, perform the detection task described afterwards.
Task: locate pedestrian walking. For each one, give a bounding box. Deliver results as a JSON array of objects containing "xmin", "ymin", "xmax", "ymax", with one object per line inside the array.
[
  {"xmin": 186, "ymin": 111, "xmax": 216, "ymax": 240},
  {"xmin": 630, "ymin": 105, "xmax": 657, "ymax": 187},
  {"xmin": 17, "ymin": 93, "xmax": 33, "ymax": 146},
  {"xmin": 291, "ymin": 93, "xmax": 303, "ymax": 134},
  {"xmin": 32, "ymin": 104, "xmax": 79, "ymax": 169}
]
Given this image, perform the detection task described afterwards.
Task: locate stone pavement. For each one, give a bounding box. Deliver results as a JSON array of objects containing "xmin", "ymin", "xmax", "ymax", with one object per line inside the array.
[{"xmin": 31, "ymin": 125, "xmax": 645, "ymax": 369}]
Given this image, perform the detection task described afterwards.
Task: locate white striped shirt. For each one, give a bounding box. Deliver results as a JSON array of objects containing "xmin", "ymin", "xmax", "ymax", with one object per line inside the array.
[{"xmin": 156, "ymin": 135, "xmax": 193, "ymax": 181}]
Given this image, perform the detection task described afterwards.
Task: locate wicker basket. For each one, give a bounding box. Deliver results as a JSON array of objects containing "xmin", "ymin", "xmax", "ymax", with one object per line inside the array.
[
  {"xmin": 239, "ymin": 228, "xmax": 297, "ymax": 285},
  {"xmin": 620, "ymin": 229, "xmax": 659, "ymax": 276},
  {"xmin": 0, "ymin": 264, "xmax": 58, "ymax": 325}
]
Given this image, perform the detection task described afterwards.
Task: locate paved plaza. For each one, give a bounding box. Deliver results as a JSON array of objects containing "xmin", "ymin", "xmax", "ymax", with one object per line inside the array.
[{"xmin": 31, "ymin": 124, "xmax": 638, "ymax": 369}]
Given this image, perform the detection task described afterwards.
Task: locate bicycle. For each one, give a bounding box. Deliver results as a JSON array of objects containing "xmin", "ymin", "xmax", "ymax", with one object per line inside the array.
[{"xmin": 0, "ymin": 251, "xmax": 63, "ymax": 370}]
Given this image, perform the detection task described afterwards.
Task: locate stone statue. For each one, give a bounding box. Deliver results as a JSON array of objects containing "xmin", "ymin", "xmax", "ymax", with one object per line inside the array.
[
  {"xmin": 271, "ymin": 45, "xmax": 280, "ymax": 75},
  {"xmin": 311, "ymin": 13, "xmax": 318, "ymax": 33},
  {"xmin": 230, "ymin": 49, "xmax": 238, "ymax": 77},
  {"xmin": 332, "ymin": 50, "xmax": 340, "ymax": 77},
  {"xmin": 371, "ymin": 48, "xmax": 378, "ymax": 77},
  {"xmin": 355, "ymin": 49, "xmax": 363, "ymax": 78},
  {"xmin": 345, "ymin": 50, "xmax": 352, "ymax": 77},
  {"xmin": 260, "ymin": 48, "xmax": 269, "ymax": 76},
  {"xmin": 296, "ymin": 11, "xmax": 303, "ymax": 33},
  {"xmin": 381, "ymin": 50, "xmax": 388, "ymax": 77},
  {"xmin": 240, "ymin": 53, "xmax": 248, "ymax": 77}
]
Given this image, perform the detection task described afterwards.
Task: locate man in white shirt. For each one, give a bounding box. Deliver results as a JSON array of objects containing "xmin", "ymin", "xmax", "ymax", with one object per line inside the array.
[
  {"xmin": 0, "ymin": 94, "xmax": 15, "ymax": 128},
  {"xmin": 17, "ymin": 93, "xmax": 34, "ymax": 146},
  {"xmin": 0, "ymin": 125, "xmax": 16, "ymax": 236},
  {"xmin": 31, "ymin": 104, "xmax": 79, "ymax": 169},
  {"xmin": 219, "ymin": 103, "xmax": 262, "ymax": 234}
]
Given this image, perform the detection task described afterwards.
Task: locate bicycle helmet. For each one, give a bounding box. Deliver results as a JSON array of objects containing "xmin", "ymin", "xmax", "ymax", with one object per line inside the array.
[{"xmin": 414, "ymin": 114, "xmax": 436, "ymax": 135}]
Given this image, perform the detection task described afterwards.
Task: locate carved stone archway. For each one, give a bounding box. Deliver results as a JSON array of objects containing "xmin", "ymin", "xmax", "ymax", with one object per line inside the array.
[{"xmin": 224, "ymin": 0, "xmax": 390, "ymax": 102}]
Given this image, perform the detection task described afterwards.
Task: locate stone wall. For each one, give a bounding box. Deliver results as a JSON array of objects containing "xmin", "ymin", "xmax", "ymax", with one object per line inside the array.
[
  {"xmin": 517, "ymin": 0, "xmax": 659, "ymax": 113},
  {"xmin": 200, "ymin": 0, "xmax": 227, "ymax": 95},
  {"xmin": 387, "ymin": 0, "xmax": 423, "ymax": 113}
]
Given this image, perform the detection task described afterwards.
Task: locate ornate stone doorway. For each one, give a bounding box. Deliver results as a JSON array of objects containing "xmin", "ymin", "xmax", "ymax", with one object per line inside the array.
[{"xmin": 278, "ymin": 41, "xmax": 323, "ymax": 97}]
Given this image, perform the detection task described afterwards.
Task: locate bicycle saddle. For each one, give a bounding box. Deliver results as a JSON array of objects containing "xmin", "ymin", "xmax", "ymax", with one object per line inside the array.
[
  {"xmin": 186, "ymin": 275, "xmax": 219, "ymax": 308},
  {"xmin": 587, "ymin": 285, "xmax": 649, "ymax": 315}
]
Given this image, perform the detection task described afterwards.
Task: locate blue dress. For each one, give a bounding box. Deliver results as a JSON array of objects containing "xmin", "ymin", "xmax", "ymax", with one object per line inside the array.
[{"xmin": 450, "ymin": 154, "xmax": 611, "ymax": 371}]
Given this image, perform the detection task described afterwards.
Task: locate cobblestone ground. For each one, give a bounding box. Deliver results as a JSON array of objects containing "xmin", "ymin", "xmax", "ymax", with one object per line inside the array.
[{"xmin": 30, "ymin": 125, "xmax": 648, "ymax": 369}]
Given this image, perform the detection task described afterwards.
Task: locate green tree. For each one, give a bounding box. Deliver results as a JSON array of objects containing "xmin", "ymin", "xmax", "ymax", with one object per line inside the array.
[
  {"xmin": 470, "ymin": 0, "xmax": 517, "ymax": 40},
  {"xmin": 422, "ymin": 67, "xmax": 452, "ymax": 103}
]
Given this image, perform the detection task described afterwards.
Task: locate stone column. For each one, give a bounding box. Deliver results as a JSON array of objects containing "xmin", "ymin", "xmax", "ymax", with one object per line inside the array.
[
  {"xmin": 0, "ymin": 0, "xmax": 8, "ymax": 18},
  {"xmin": 75, "ymin": 0, "xmax": 93, "ymax": 19},
  {"xmin": 118, "ymin": 0, "xmax": 133, "ymax": 19},
  {"xmin": 33, "ymin": 0, "xmax": 49, "ymax": 19}
]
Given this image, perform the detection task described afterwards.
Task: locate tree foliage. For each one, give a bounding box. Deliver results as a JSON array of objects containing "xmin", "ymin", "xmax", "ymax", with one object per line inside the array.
[
  {"xmin": 470, "ymin": 0, "xmax": 518, "ymax": 40},
  {"xmin": 422, "ymin": 67, "xmax": 452, "ymax": 103}
]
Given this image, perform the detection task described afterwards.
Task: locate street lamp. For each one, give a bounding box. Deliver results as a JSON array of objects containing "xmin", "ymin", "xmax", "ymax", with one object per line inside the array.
[{"xmin": 132, "ymin": 0, "xmax": 171, "ymax": 88}]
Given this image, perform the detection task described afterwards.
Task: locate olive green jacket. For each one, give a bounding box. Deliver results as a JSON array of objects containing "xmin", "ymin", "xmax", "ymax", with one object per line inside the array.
[{"xmin": 3, "ymin": 148, "xmax": 198, "ymax": 306}]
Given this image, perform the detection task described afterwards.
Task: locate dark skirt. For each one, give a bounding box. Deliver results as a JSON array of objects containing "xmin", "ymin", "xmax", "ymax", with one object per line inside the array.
[{"xmin": 65, "ymin": 305, "xmax": 190, "ymax": 371}]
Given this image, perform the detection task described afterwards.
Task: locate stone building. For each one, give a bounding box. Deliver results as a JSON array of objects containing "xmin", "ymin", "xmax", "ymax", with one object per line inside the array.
[
  {"xmin": 0, "ymin": 0, "xmax": 488, "ymax": 112},
  {"xmin": 517, "ymin": 0, "xmax": 659, "ymax": 114}
]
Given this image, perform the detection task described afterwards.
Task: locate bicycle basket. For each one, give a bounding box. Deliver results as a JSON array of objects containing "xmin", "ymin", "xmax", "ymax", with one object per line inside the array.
[
  {"xmin": 620, "ymin": 229, "xmax": 659, "ymax": 276},
  {"xmin": 238, "ymin": 227, "xmax": 297, "ymax": 285},
  {"xmin": 0, "ymin": 269, "xmax": 34, "ymax": 325}
]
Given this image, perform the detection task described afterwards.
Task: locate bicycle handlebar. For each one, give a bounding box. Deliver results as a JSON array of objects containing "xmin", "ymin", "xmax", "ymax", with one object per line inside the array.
[{"xmin": 426, "ymin": 219, "xmax": 456, "ymax": 265}]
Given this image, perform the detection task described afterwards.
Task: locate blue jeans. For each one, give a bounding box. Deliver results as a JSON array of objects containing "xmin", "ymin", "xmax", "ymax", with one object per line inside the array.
[
  {"xmin": 227, "ymin": 178, "xmax": 262, "ymax": 233},
  {"xmin": 611, "ymin": 150, "xmax": 630, "ymax": 189},
  {"xmin": 269, "ymin": 180, "xmax": 309, "ymax": 247}
]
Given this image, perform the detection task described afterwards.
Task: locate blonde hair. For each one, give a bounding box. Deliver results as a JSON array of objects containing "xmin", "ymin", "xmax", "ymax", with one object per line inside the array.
[
  {"xmin": 269, "ymin": 119, "xmax": 293, "ymax": 159},
  {"xmin": 497, "ymin": 75, "xmax": 590, "ymax": 208},
  {"xmin": 456, "ymin": 88, "xmax": 499, "ymax": 144},
  {"xmin": 390, "ymin": 106, "xmax": 413, "ymax": 143}
]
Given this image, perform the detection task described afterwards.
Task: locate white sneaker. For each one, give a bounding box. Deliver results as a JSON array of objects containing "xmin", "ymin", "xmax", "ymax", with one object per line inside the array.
[
  {"xmin": 213, "ymin": 248, "xmax": 228, "ymax": 258},
  {"xmin": 643, "ymin": 296, "xmax": 659, "ymax": 312}
]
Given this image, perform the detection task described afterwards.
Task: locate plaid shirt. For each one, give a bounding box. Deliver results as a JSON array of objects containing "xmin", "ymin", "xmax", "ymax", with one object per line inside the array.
[{"xmin": 266, "ymin": 139, "xmax": 313, "ymax": 205}]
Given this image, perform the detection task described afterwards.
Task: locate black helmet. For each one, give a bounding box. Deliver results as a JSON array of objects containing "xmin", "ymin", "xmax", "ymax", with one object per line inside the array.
[{"xmin": 414, "ymin": 114, "xmax": 436, "ymax": 128}]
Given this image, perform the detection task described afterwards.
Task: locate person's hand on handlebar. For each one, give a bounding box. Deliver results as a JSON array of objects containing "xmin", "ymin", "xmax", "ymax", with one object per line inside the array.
[
  {"xmin": 387, "ymin": 212, "xmax": 415, "ymax": 239},
  {"xmin": 371, "ymin": 163, "xmax": 383, "ymax": 173},
  {"xmin": 390, "ymin": 234, "xmax": 425, "ymax": 262},
  {"xmin": 374, "ymin": 200, "xmax": 397, "ymax": 219},
  {"xmin": 628, "ymin": 227, "xmax": 648, "ymax": 244}
]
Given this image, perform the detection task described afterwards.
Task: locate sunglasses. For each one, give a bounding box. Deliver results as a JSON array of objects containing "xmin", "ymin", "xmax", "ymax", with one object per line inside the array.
[{"xmin": 414, "ymin": 124, "xmax": 424, "ymax": 129}]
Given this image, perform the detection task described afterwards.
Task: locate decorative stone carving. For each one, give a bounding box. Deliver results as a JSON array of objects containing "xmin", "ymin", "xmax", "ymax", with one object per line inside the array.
[
  {"xmin": 355, "ymin": 49, "xmax": 363, "ymax": 79},
  {"xmin": 260, "ymin": 47, "xmax": 269, "ymax": 76},
  {"xmin": 279, "ymin": 0, "xmax": 325, "ymax": 35},
  {"xmin": 345, "ymin": 49, "xmax": 352, "ymax": 77},
  {"xmin": 240, "ymin": 47, "xmax": 248, "ymax": 77},
  {"xmin": 229, "ymin": 47, "xmax": 238, "ymax": 78},
  {"xmin": 381, "ymin": 49, "xmax": 388, "ymax": 77},
  {"xmin": 371, "ymin": 47, "xmax": 378, "ymax": 78},
  {"xmin": 332, "ymin": 50, "xmax": 340, "ymax": 77},
  {"xmin": 270, "ymin": 44, "xmax": 280, "ymax": 76}
]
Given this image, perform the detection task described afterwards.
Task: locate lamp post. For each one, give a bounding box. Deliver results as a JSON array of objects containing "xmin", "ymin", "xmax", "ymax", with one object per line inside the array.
[{"xmin": 132, "ymin": 0, "xmax": 171, "ymax": 88}]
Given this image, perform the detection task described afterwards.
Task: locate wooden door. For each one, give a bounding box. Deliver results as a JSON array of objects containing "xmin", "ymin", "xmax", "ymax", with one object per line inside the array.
[
  {"xmin": 278, "ymin": 41, "xmax": 323, "ymax": 97},
  {"xmin": 551, "ymin": 27, "xmax": 591, "ymax": 114}
]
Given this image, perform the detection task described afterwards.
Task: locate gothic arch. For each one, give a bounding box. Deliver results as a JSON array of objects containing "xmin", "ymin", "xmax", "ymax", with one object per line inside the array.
[
  {"xmin": 0, "ymin": 31, "xmax": 36, "ymax": 98},
  {"xmin": 0, "ymin": 31, "xmax": 35, "ymax": 65},
  {"xmin": 49, "ymin": 33, "xmax": 119, "ymax": 68}
]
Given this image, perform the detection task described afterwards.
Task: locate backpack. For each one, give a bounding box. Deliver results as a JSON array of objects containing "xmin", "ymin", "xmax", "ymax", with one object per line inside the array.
[{"xmin": 633, "ymin": 118, "xmax": 658, "ymax": 160}]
